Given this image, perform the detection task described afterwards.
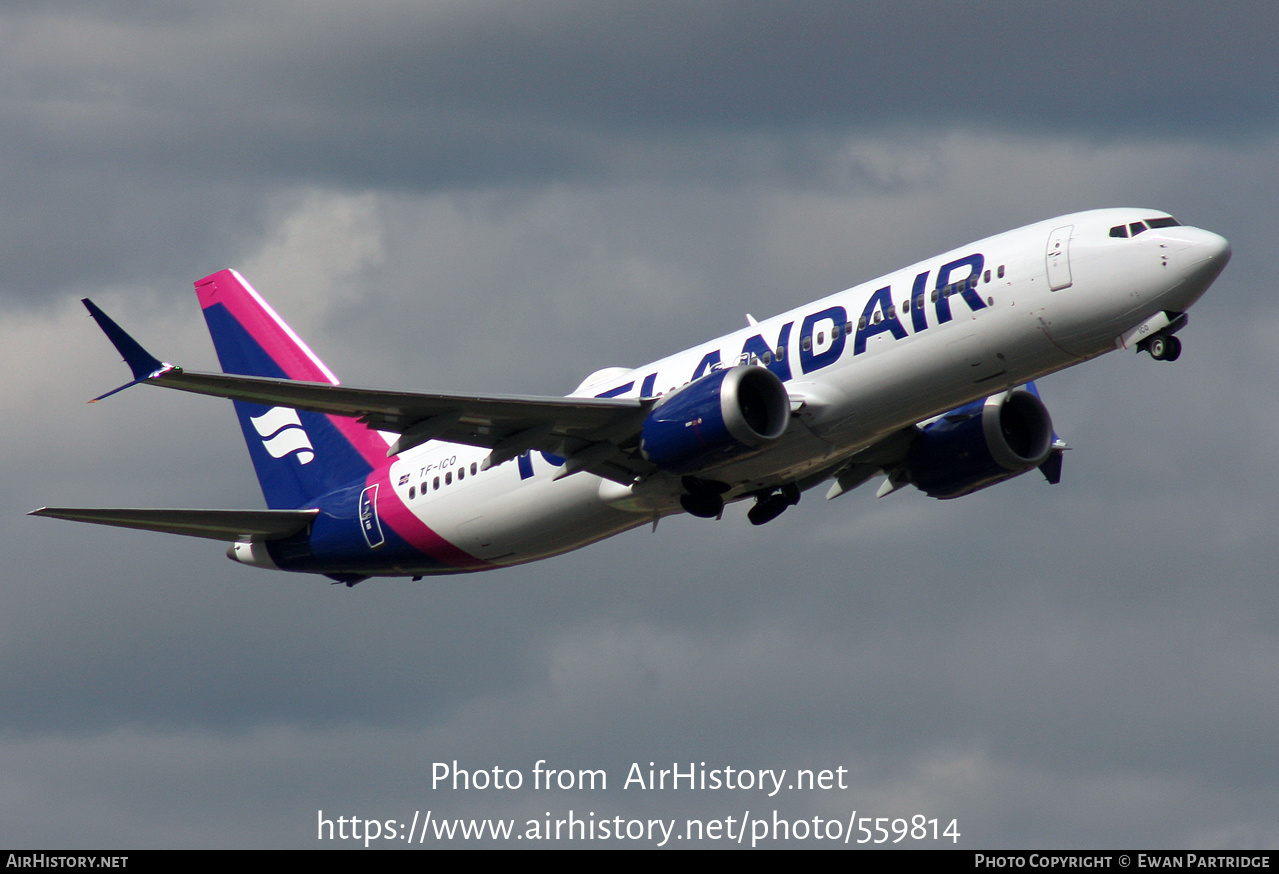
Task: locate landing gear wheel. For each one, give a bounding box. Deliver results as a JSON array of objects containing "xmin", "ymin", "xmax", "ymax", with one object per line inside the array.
[
  {"xmin": 680, "ymin": 492, "xmax": 723, "ymax": 519},
  {"xmin": 747, "ymin": 483, "xmax": 801, "ymax": 526},
  {"xmin": 680, "ymin": 476, "xmax": 730, "ymax": 519},
  {"xmin": 1148, "ymin": 335, "xmax": 1181, "ymax": 362}
]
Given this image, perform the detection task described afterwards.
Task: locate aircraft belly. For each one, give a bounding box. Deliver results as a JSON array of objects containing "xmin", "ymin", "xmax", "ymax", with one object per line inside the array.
[
  {"xmin": 440, "ymin": 473, "xmax": 643, "ymax": 564},
  {"xmin": 705, "ymin": 423, "xmax": 844, "ymax": 491},
  {"xmin": 826, "ymin": 317, "xmax": 1060, "ymax": 429}
]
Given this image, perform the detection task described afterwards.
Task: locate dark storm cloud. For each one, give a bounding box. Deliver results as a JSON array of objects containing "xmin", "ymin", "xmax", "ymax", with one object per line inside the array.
[
  {"xmin": 19, "ymin": 2, "xmax": 1279, "ymax": 161},
  {"xmin": 295, "ymin": 1, "xmax": 1276, "ymax": 135},
  {"xmin": 2, "ymin": 2, "xmax": 1276, "ymax": 301}
]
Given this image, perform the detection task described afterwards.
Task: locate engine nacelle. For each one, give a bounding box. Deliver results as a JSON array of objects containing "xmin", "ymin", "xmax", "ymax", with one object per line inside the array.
[
  {"xmin": 640, "ymin": 365, "xmax": 791, "ymax": 474},
  {"xmin": 906, "ymin": 388, "xmax": 1054, "ymax": 499}
]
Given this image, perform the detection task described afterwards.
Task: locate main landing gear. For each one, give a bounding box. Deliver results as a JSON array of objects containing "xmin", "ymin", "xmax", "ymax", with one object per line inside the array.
[
  {"xmin": 679, "ymin": 476, "xmax": 730, "ymax": 519},
  {"xmin": 678, "ymin": 478, "xmax": 802, "ymax": 524},
  {"xmin": 747, "ymin": 483, "xmax": 800, "ymax": 526}
]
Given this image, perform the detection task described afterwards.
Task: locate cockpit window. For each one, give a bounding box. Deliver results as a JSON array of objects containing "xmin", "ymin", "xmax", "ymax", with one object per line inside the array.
[{"xmin": 1112, "ymin": 216, "xmax": 1181, "ymax": 240}]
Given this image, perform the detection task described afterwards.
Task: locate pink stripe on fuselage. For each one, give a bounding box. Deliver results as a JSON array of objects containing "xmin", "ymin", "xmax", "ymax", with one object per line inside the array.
[{"xmin": 367, "ymin": 469, "xmax": 495, "ymax": 572}]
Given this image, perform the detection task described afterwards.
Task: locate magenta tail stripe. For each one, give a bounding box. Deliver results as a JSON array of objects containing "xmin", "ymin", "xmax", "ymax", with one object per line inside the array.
[
  {"xmin": 195, "ymin": 269, "xmax": 392, "ymax": 469},
  {"xmin": 196, "ymin": 270, "xmax": 339, "ymax": 384}
]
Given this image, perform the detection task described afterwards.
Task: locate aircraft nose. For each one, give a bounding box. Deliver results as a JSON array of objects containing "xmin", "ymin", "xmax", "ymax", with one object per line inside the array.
[
  {"xmin": 1166, "ymin": 226, "xmax": 1232, "ymax": 270},
  {"xmin": 1184, "ymin": 228, "xmax": 1232, "ymax": 287},
  {"xmin": 1201, "ymin": 230, "xmax": 1231, "ymax": 270},
  {"xmin": 1157, "ymin": 226, "xmax": 1230, "ymax": 307}
]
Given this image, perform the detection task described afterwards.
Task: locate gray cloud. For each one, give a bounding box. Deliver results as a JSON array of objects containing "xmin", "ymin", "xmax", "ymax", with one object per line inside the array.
[{"xmin": 3, "ymin": 2, "xmax": 1278, "ymax": 302}]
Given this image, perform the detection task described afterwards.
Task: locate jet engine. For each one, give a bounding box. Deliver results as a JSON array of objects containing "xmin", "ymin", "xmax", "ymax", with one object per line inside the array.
[
  {"xmin": 905, "ymin": 388, "xmax": 1055, "ymax": 499},
  {"xmin": 640, "ymin": 365, "xmax": 791, "ymax": 474}
]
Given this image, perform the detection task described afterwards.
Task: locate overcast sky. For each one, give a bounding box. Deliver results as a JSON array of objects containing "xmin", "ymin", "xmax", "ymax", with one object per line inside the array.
[{"xmin": 3, "ymin": 1, "xmax": 1278, "ymax": 849}]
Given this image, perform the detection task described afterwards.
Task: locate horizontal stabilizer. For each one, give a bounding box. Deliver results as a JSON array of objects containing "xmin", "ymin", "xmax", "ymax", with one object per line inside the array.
[{"xmin": 29, "ymin": 507, "xmax": 318, "ymax": 541}]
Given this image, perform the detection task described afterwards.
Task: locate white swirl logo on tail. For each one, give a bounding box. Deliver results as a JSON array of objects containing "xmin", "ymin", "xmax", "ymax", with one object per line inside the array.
[{"xmin": 250, "ymin": 407, "xmax": 315, "ymax": 464}]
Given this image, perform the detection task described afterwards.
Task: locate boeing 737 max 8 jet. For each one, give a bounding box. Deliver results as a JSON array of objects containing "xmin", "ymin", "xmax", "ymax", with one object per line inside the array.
[{"xmin": 32, "ymin": 208, "xmax": 1230, "ymax": 584}]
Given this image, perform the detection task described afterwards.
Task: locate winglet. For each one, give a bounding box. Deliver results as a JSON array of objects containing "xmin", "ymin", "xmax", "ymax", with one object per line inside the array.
[{"xmin": 82, "ymin": 298, "xmax": 177, "ymax": 402}]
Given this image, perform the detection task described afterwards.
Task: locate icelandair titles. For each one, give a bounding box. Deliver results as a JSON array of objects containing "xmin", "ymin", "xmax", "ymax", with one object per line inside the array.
[
  {"xmin": 517, "ymin": 252, "xmax": 991, "ymax": 481},
  {"xmin": 605, "ymin": 252, "xmax": 989, "ymax": 398}
]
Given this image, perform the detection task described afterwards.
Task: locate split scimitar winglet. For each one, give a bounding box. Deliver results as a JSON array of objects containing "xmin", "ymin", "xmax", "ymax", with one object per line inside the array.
[{"xmin": 81, "ymin": 298, "xmax": 180, "ymax": 402}]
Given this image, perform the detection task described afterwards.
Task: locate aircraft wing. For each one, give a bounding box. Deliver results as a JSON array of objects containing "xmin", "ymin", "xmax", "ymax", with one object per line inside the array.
[
  {"xmin": 83, "ymin": 299, "xmax": 655, "ymax": 482},
  {"xmin": 28, "ymin": 507, "xmax": 318, "ymax": 541},
  {"xmin": 152, "ymin": 369, "xmax": 652, "ymax": 472},
  {"xmin": 819, "ymin": 386, "xmax": 1068, "ymax": 501}
]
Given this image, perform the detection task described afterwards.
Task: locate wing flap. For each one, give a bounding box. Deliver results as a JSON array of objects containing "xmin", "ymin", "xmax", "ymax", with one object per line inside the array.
[{"xmin": 29, "ymin": 507, "xmax": 319, "ymax": 541}]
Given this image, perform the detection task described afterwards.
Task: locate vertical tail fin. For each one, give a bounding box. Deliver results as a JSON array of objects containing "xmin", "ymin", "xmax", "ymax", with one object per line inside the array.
[{"xmin": 196, "ymin": 269, "xmax": 389, "ymax": 509}]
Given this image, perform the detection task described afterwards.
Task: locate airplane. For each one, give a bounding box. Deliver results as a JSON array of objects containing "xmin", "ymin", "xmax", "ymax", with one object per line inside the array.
[{"xmin": 31, "ymin": 208, "xmax": 1231, "ymax": 585}]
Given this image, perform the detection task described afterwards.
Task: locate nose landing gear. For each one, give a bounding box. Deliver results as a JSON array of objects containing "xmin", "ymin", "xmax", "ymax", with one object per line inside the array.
[{"xmin": 1144, "ymin": 334, "xmax": 1182, "ymax": 362}]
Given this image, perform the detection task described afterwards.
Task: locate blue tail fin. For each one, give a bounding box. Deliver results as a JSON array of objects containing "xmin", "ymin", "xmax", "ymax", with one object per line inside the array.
[{"xmin": 195, "ymin": 269, "xmax": 388, "ymax": 509}]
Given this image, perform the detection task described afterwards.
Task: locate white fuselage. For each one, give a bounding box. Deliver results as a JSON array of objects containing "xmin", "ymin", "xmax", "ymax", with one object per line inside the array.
[{"xmin": 376, "ymin": 208, "xmax": 1230, "ymax": 570}]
